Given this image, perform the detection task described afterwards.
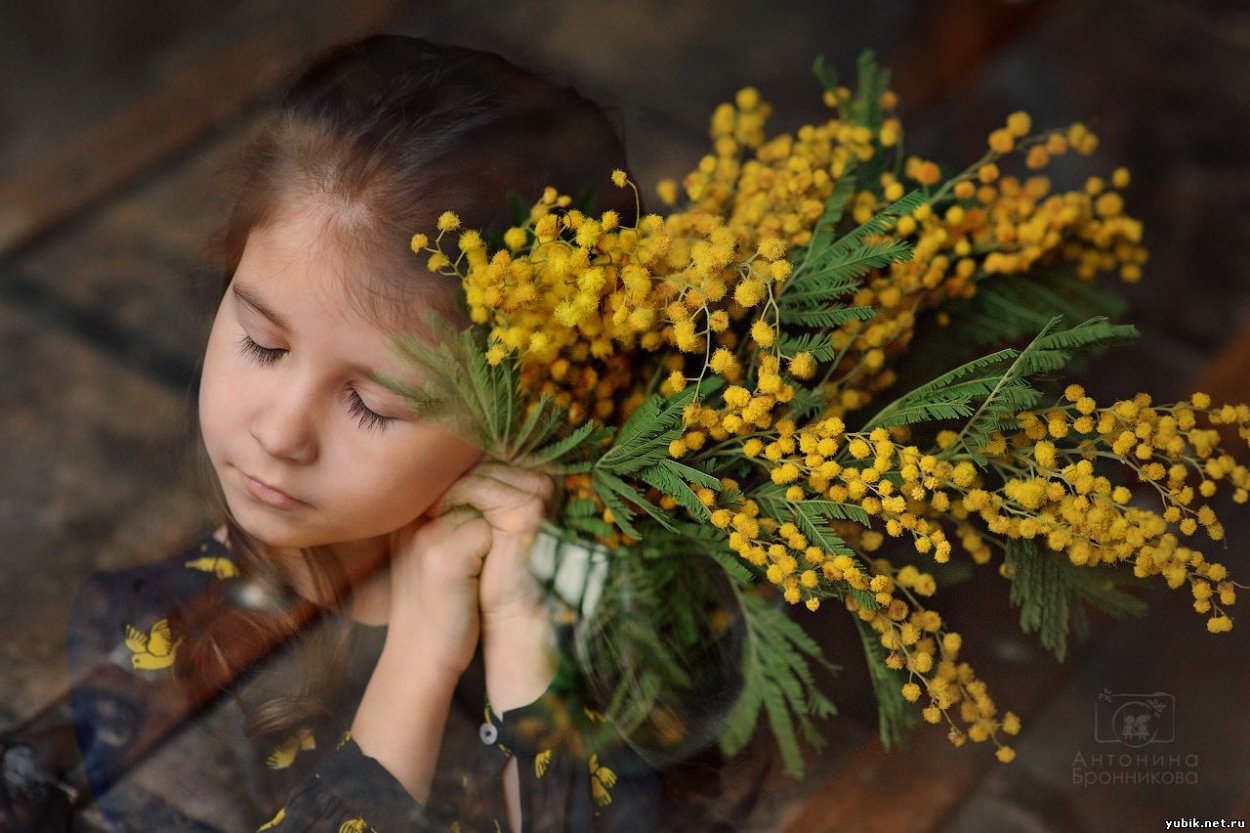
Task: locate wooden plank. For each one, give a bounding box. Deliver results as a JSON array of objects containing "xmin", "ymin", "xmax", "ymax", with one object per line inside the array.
[{"xmin": 0, "ymin": 0, "xmax": 401, "ymax": 257}]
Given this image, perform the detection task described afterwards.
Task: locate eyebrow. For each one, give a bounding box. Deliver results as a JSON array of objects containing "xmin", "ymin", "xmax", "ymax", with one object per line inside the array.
[{"xmin": 232, "ymin": 283, "xmax": 290, "ymax": 330}]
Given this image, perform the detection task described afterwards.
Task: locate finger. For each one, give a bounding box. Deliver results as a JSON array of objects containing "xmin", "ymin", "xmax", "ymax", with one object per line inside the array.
[
  {"xmin": 435, "ymin": 474, "xmax": 547, "ymax": 531},
  {"xmin": 436, "ymin": 464, "xmax": 553, "ymax": 514},
  {"xmin": 470, "ymin": 461, "xmax": 556, "ymax": 504},
  {"xmin": 418, "ymin": 508, "xmax": 493, "ymax": 573},
  {"xmin": 435, "ymin": 473, "xmax": 521, "ymax": 514}
]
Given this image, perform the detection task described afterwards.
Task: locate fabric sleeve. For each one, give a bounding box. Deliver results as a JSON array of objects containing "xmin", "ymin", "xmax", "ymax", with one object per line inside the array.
[
  {"xmin": 68, "ymin": 564, "xmax": 248, "ymax": 832},
  {"xmin": 253, "ymin": 735, "xmax": 449, "ymax": 833},
  {"xmin": 483, "ymin": 659, "xmax": 663, "ymax": 832},
  {"xmin": 67, "ymin": 557, "xmax": 462, "ymax": 833}
]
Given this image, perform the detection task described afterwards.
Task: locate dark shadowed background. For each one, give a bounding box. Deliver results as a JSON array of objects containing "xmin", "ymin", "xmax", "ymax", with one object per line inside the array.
[{"xmin": 2, "ymin": 1, "xmax": 1248, "ymax": 831}]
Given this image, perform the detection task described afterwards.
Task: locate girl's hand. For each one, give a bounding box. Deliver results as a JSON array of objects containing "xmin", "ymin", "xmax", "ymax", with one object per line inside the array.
[
  {"xmin": 429, "ymin": 461, "xmax": 555, "ymax": 626},
  {"xmin": 384, "ymin": 461, "xmax": 553, "ymax": 680},
  {"xmin": 386, "ymin": 506, "xmax": 491, "ymax": 679}
]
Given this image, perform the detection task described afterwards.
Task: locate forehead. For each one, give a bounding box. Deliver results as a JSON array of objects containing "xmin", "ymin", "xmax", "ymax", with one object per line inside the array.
[
  {"xmin": 231, "ymin": 215, "xmax": 418, "ymax": 372},
  {"xmin": 241, "ymin": 200, "xmax": 455, "ymax": 336}
]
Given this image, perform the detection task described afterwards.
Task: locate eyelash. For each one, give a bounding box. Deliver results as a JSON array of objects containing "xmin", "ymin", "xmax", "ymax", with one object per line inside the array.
[
  {"xmin": 235, "ymin": 333, "xmax": 284, "ymax": 366},
  {"xmin": 234, "ymin": 334, "xmax": 393, "ymax": 433}
]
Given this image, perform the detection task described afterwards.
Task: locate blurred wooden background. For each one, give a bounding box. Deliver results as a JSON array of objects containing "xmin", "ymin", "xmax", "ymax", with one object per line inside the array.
[{"xmin": 2, "ymin": 1, "xmax": 1248, "ymax": 830}]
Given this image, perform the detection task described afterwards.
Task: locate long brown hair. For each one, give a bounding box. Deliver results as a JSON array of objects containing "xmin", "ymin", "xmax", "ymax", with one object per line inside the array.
[{"xmin": 175, "ymin": 33, "xmax": 635, "ymax": 750}]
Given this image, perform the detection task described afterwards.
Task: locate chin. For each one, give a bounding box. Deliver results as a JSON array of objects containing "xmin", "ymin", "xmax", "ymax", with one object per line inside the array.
[{"xmin": 225, "ymin": 496, "xmax": 315, "ymax": 549}]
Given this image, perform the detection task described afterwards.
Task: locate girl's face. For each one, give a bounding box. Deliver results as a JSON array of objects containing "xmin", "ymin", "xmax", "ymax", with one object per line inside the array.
[{"xmin": 198, "ymin": 206, "xmax": 483, "ymax": 555}]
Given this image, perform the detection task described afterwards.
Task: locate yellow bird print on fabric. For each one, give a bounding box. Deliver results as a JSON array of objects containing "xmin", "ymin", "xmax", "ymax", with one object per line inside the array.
[
  {"xmin": 338, "ymin": 819, "xmax": 376, "ymax": 833},
  {"xmin": 587, "ymin": 754, "xmax": 617, "ymax": 806},
  {"xmin": 335, "ymin": 729, "xmax": 352, "ymax": 751},
  {"xmin": 123, "ymin": 618, "xmax": 183, "ymax": 670},
  {"xmin": 535, "ymin": 748, "xmax": 553, "ymax": 778},
  {"xmin": 266, "ymin": 726, "xmax": 316, "ymax": 769},
  {"xmin": 256, "ymin": 806, "xmax": 285, "ymax": 830},
  {"xmin": 184, "ymin": 556, "xmax": 239, "ymax": 579}
]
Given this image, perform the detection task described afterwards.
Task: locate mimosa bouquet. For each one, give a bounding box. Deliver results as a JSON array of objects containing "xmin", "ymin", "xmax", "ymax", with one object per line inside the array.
[{"xmin": 383, "ymin": 51, "xmax": 1249, "ymax": 778}]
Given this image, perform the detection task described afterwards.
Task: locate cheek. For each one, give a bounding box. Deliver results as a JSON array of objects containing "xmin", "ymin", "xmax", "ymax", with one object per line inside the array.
[
  {"xmin": 198, "ymin": 317, "xmax": 250, "ymax": 451},
  {"xmin": 198, "ymin": 331, "xmax": 228, "ymax": 444},
  {"xmin": 359, "ymin": 433, "xmax": 482, "ymax": 518}
]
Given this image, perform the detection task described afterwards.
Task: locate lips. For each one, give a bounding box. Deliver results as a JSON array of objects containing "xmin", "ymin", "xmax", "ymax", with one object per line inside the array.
[{"xmin": 240, "ymin": 470, "xmax": 308, "ymax": 510}]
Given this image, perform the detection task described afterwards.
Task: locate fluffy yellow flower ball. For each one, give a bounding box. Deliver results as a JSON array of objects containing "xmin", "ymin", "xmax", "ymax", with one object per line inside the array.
[
  {"xmin": 734, "ymin": 278, "xmax": 767, "ymax": 307},
  {"xmin": 750, "ymin": 320, "xmax": 776, "ymax": 347},
  {"xmin": 988, "ymin": 129, "xmax": 1015, "ymax": 155},
  {"xmin": 1006, "ymin": 111, "xmax": 1032, "ymax": 137},
  {"xmin": 788, "ymin": 351, "xmax": 817, "ymax": 380}
]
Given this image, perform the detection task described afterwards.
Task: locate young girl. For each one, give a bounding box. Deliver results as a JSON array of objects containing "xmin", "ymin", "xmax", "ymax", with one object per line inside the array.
[{"xmin": 64, "ymin": 34, "xmax": 662, "ymax": 833}]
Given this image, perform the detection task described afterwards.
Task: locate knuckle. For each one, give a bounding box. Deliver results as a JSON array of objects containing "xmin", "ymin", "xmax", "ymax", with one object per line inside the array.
[{"xmin": 512, "ymin": 495, "xmax": 542, "ymax": 516}]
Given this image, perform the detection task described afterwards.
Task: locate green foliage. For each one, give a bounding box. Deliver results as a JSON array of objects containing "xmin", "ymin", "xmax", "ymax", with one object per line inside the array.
[
  {"xmin": 781, "ymin": 187, "xmax": 923, "ymax": 308},
  {"xmin": 777, "ymin": 331, "xmax": 840, "ymax": 363},
  {"xmin": 860, "ymin": 347, "xmax": 1024, "ymax": 433},
  {"xmin": 803, "ymin": 159, "xmax": 857, "ymax": 257},
  {"xmin": 883, "ymin": 263, "xmax": 1132, "ymax": 409},
  {"xmin": 850, "ymin": 608, "xmax": 919, "ymax": 751},
  {"xmin": 783, "ymin": 379, "xmax": 830, "ymax": 421},
  {"xmin": 949, "ymin": 264, "xmax": 1132, "ymax": 351},
  {"xmin": 380, "ymin": 318, "xmax": 610, "ymax": 470},
  {"xmin": 852, "ymin": 49, "xmax": 891, "ymax": 133},
  {"xmin": 592, "ymin": 378, "xmax": 723, "ymax": 538},
  {"xmin": 811, "ymin": 54, "xmax": 839, "ymax": 92},
  {"xmin": 932, "ymin": 315, "xmax": 1138, "ymax": 465},
  {"xmin": 1004, "ymin": 537, "xmax": 1149, "ymax": 663},
  {"xmin": 719, "ymin": 590, "xmax": 840, "ymax": 778},
  {"xmin": 754, "ymin": 484, "xmax": 867, "ymax": 561},
  {"xmin": 812, "ymin": 49, "xmax": 892, "ymax": 133},
  {"xmin": 776, "ymin": 169, "xmax": 922, "ymax": 388}
]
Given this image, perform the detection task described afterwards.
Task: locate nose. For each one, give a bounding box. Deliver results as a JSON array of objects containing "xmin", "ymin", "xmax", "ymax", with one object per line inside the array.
[{"xmin": 250, "ymin": 373, "xmax": 319, "ymax": 465}]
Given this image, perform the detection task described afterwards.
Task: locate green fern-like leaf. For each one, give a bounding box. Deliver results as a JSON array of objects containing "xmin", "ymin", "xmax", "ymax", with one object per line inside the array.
[
  {"xmin": 860, "ymin": 347, "xmax": 1020, "ymax": 432},
  {"xmin": 948, "ymin": 265, "xmax": 1133, "ymax": 351},
  {"xmin": 637, "ymin": 461, "xmax": 713, "ymax": 522},
  {"xmin": 802, "ymin": 158, "xmax": 858, "ymax": 259},
  {"xmin": 851, "ymin": 608, "xmax": 919, "ymax": 751},
  {"xmin": 1004, "ymin": 537, "xmax": 1149, "ymax": 663},
  {"xmin": 852, "ymin": 49, "xmax": 891, "ymax": 132},
  {"xmin": 1026, "ymin": 316, "xmax": 1139, "ymax": 370},
  {"xmin": 596, "ymin": 470, "xmax": 675, "ymax": 538},
  {"xmin": 778, "ymin": 332, "xmax": 838, "ymax": 363},
  {"xmin": 946, "ymin": 317, "xmax": 1064, "ymax": 465},
  {"xmin": 598, "ymin": 378, "xmax": 724, "ymax": 477},
  {"xmin": 780, "ymin": 304, "xmax": 877, "ymax": 329},
  {"xmin": 782, "ymin": 238, "xmax": 911, "ymax": 303},
  {"xmin": 783, "ymin": 383, "xmax": 829, "ymax": 422},
  {"xmin": 811, "ymin": 54, "xmax": 840, "ymax": 92},
  {"xmin": 719, "ymin": 592, "xmax": 840, "ymax": 778},
  {"xmin": 381, "ymin": 319, "xmax": 608, "ymax": 471},
  {"xmin": 944, "ymin": 315, "xmax": 1139, "ymax": 463}
]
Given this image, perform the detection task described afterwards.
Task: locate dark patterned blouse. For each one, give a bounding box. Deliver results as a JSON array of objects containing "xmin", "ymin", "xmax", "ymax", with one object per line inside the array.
[{"xmin": 65, "ymin": 529, "xmax": 661, "ymax": 832}]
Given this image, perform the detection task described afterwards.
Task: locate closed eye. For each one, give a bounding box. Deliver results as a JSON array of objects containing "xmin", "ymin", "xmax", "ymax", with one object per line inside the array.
[
  {"xmin": 235, "ymin": 333, "xmax": 285, "ymax": 366},
  {"xmin": 346, "ymin": 389, "xmax": 392, "ymax": 433},
  {"xmin": 235, "ymin": 334, "xmax": 393, "ymax": 433}
]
